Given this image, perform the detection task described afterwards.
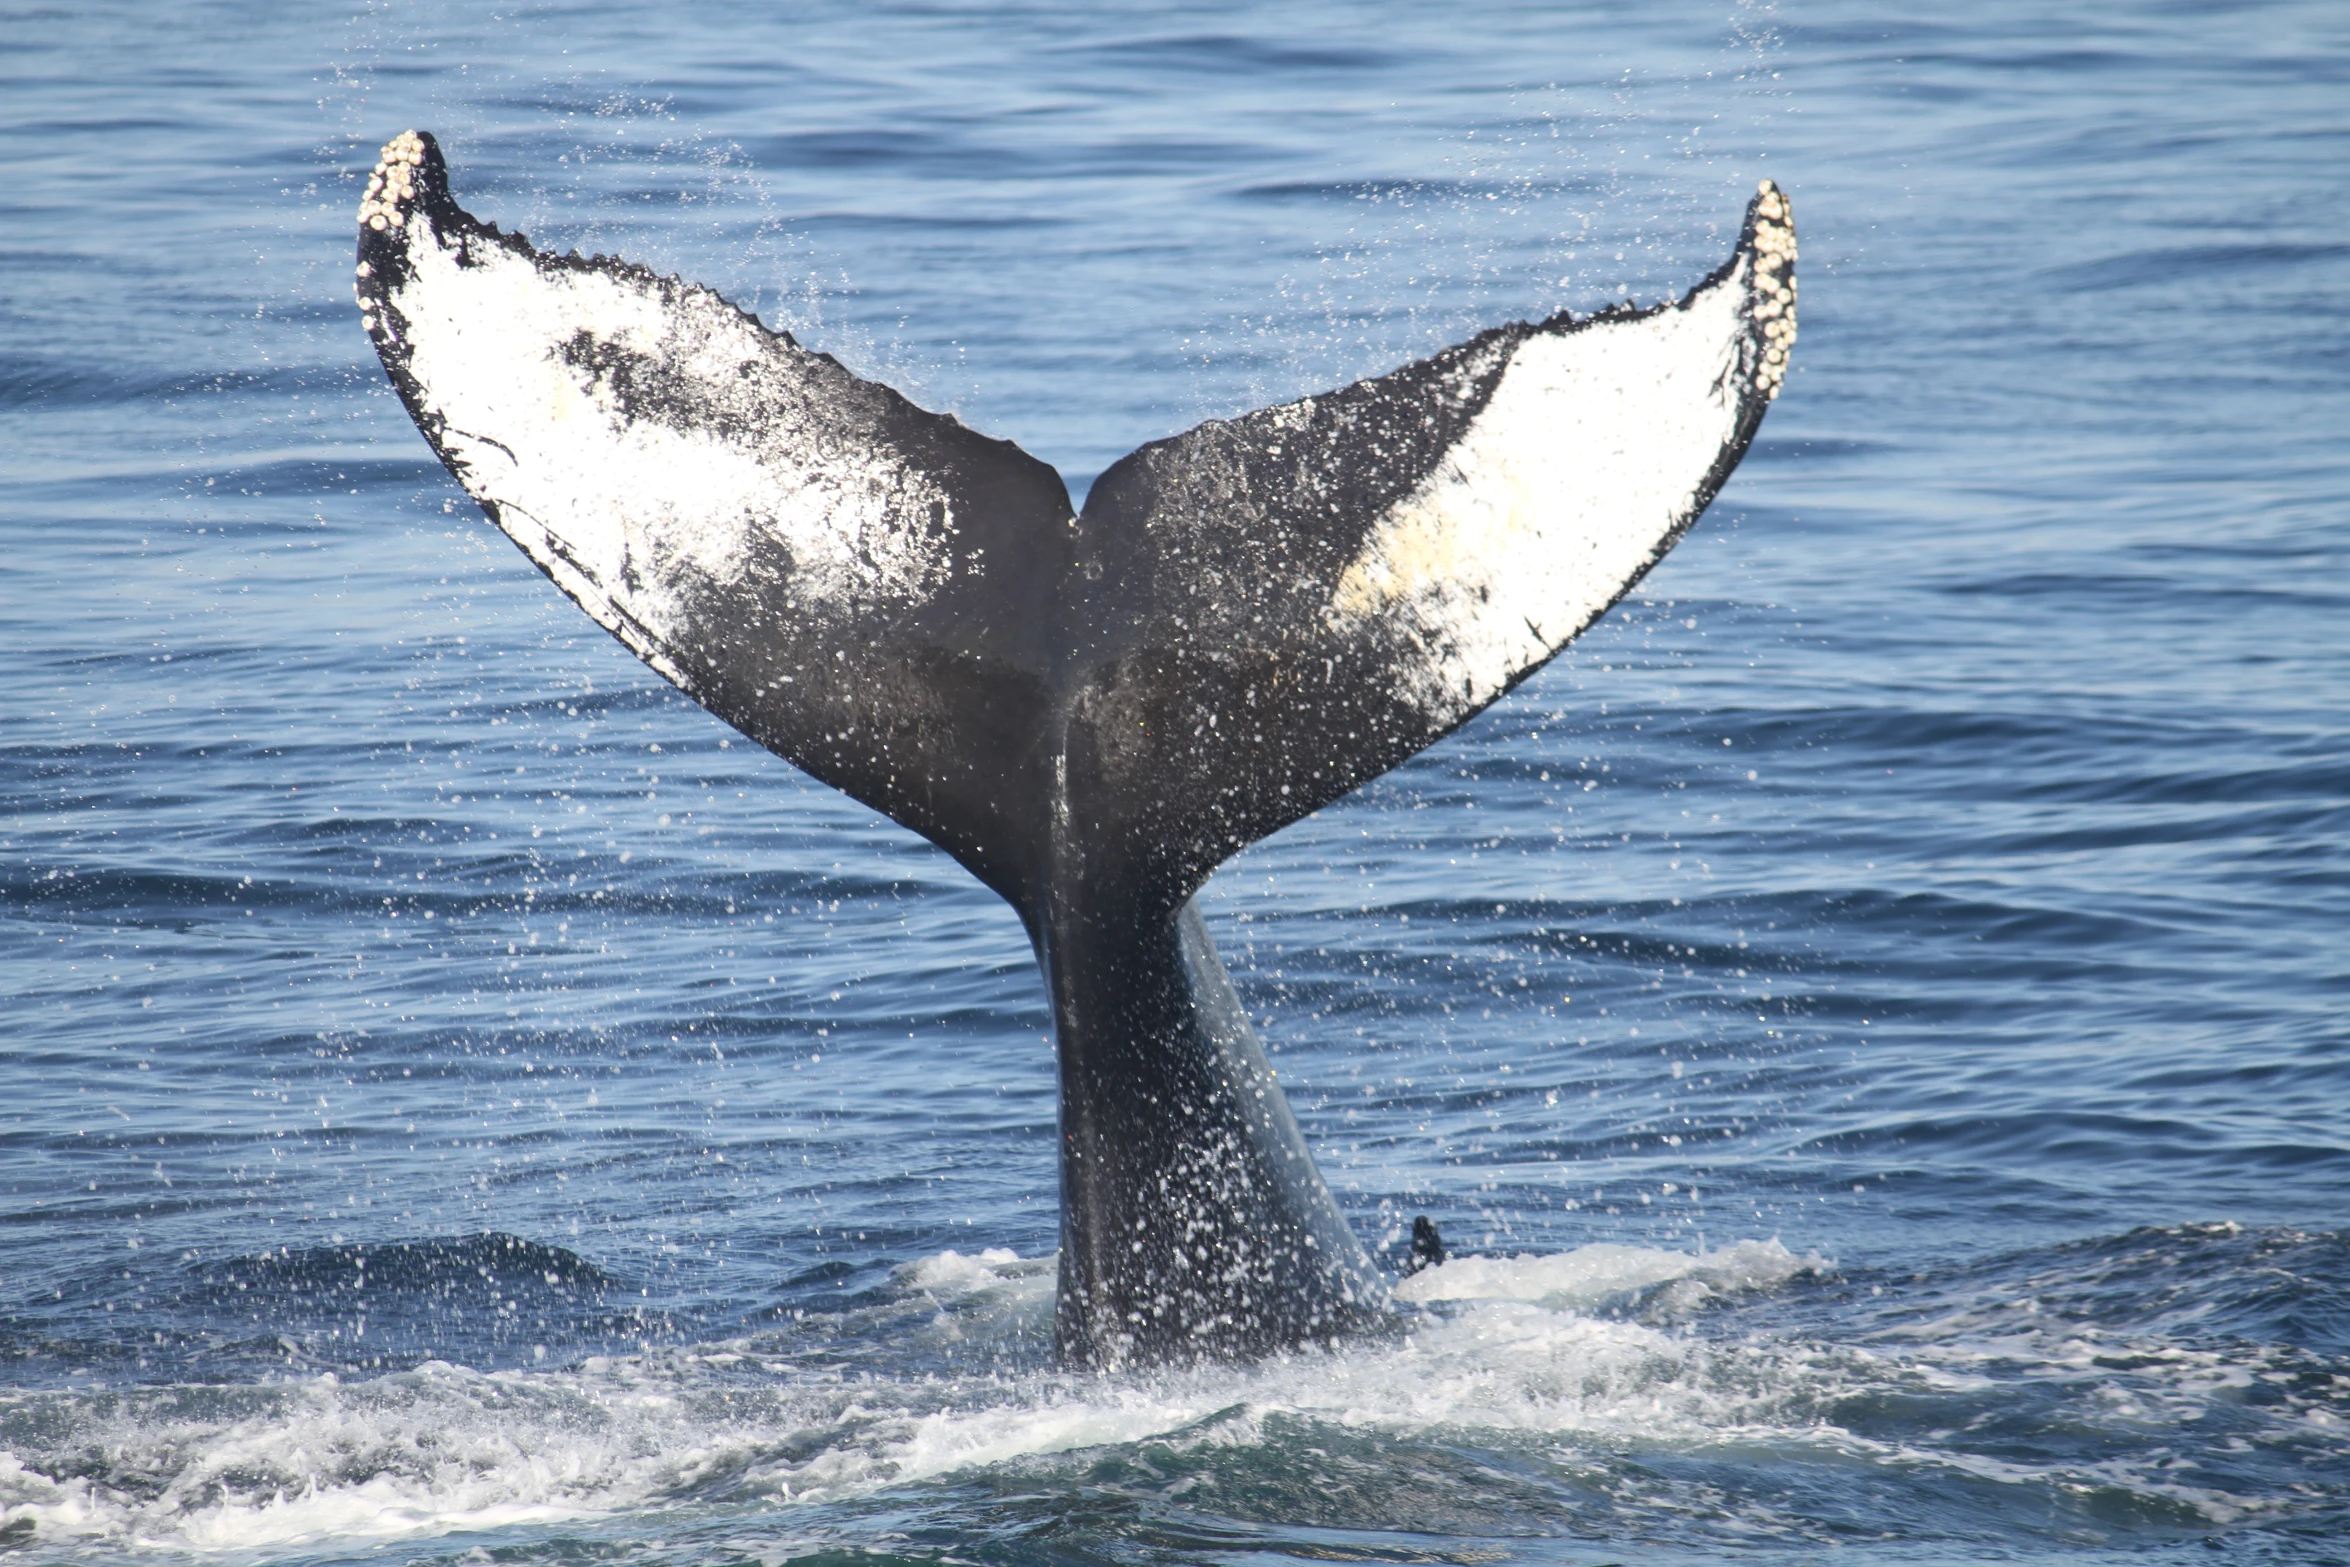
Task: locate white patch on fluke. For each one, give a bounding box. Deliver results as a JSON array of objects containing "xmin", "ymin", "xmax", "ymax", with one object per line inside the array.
[
  {"xmin": 363, "ymin": 132, "xmax": 957, "ymax": 680},
  {"xmin": 1332, "ymin": 181, "xmax": 1793, "ymax": 718}
]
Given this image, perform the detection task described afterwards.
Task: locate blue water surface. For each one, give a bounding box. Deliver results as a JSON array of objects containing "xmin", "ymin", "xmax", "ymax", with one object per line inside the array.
[{"xmin": 3, "ymin": 2, "xmax": 2347, "ymax": 1564}]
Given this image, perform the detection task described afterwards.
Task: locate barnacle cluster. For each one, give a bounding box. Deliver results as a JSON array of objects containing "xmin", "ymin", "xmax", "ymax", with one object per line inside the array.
[
  {"xmin": 1750, "ymin": 180, "xmax": 1797, "ymax": 400},
  {"xmin": 358, "ymin": 130, "xmax": 426, "ymax": 234},
  {"xmin": 356, "ymin": 131, "xmax": 429, "ymax": 335}
]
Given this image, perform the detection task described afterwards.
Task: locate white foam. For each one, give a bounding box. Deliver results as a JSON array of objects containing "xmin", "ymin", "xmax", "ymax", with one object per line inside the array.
[
  {"xmin": 894, "ymin": 1245, "xmax": 1039, "ymax": 1298},
  {"xmin": 0, "ymin": 1239, "xmax": 2322, "ymax": 1555},
  {"xmin": 1393, "ymin": 1236, "xmax": 1827, "ymax": 1310},
  {"xmin": 0, "ymin": 1364, "xmax": 639, "ymax": 1551}
]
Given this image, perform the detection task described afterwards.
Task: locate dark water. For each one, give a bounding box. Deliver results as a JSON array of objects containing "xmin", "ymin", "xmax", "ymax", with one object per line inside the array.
[{"xmin": 4, "ymin": 1, "xmax": 2347, "ymax": 1562}]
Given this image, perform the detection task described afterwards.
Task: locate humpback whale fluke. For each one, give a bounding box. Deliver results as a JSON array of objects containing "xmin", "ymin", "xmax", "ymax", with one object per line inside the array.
[{"xmin": 353, "ymin": 129, "xmax": 1796, "ymax": 1369}]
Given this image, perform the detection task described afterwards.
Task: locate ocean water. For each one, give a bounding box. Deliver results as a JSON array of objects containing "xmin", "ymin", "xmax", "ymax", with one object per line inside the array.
[{"xmin": 3, "ymin": 1, "xmax": 2347, "ymax": 1563}]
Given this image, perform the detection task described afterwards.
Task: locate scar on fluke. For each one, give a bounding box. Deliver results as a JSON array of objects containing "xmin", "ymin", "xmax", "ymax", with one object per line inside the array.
[{"xmin": 353, "ymin": 128, "xmax": 1795, "ymax": 1369}]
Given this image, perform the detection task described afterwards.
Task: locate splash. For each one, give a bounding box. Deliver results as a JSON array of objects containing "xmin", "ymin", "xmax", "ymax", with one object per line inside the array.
[
  {"xmin": 1393, "ymin": 1235, "xmax": 1827, "ymax": 1310},
  {"xmin": 5, "ymin": 1234, "xmax": 2333, "ymax": 1559}
]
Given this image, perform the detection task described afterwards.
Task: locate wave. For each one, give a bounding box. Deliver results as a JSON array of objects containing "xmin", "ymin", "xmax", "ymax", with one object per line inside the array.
[
  {"xmin": 1392, "ymin": 1235, "xmax": 1828, "ymax": 1311},
  {"xmin": 2, "ymin": 1231, "xmax": 2339, "ymax": 1558}
]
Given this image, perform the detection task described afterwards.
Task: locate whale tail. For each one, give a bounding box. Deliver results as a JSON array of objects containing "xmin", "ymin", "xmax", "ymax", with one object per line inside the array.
[{"xmin": 354, "ymin": 129, "xmax": 1794, "ymax": 1366}]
